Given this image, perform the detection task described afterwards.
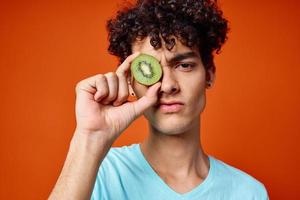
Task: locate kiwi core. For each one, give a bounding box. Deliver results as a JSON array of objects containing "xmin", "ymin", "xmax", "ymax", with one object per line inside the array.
[{"xmin": 139, "ymin": 61, "xmax": 153, "ymax": 78}]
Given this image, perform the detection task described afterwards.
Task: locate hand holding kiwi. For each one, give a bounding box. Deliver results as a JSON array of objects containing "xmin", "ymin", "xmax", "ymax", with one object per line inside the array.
[{"xmin": 74, "ymin": 52, "xmax": 161, "ymax": 142}]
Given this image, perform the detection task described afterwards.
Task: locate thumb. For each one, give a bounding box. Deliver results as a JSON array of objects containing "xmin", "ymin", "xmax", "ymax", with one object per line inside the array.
[{"xmin": 131, "ymin": 82, "xmax": 161, "ymax": 117}]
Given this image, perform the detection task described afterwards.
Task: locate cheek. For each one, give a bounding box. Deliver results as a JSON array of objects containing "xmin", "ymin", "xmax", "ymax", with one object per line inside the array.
[
  {"xmin": 183, "ymin": 74, "xmax": 206, "ymax": 109},
  {"xmin": 187, "ymin": 85, "xmax": 205, "ymax": 105},
  {"xmin": 132, "ymin": 81, "xmax": 148, "ymax": 98}
]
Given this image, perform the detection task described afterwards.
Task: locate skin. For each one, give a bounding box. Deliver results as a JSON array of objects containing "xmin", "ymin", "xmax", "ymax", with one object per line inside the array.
[
  {"xmin": 49, "ymin": 35, "xmax": 215, "ymax": 199},
  {"xmin": 130, "ymin": 36, "xmax": 215, "ymax": 193}
]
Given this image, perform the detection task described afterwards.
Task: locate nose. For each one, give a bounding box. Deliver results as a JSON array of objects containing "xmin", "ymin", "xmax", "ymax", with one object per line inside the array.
[{"xmin": 159, "ymin": 67, "xmax": 180, "ymax": 95}]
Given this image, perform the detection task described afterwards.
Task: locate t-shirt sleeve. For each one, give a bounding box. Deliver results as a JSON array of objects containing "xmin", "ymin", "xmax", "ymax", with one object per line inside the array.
[
  {"xmin": 259, "ymin": 183, "xmax": 269, "ymax": 200},
  {"xmin": 89, "ymin": 147, "xmax": 123, "ymax": 200},
  {"xmin": 90, "ymin": 169, "xmax": 103, "ymax": 200}
]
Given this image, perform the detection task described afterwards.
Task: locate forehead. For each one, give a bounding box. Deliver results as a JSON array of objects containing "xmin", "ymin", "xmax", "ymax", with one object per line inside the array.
[{"xmin": 131, "ymin": 36, "xmax": 200, "ymax": 61}]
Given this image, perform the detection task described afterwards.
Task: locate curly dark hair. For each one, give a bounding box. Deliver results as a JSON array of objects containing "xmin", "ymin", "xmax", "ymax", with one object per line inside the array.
[{"xmin": 106, "ymin": 0, "xmax": 229, "ymax": 74}]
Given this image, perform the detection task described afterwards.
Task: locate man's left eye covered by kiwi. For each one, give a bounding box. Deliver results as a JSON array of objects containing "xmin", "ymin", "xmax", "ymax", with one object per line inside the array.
[{"xmin": 131, "ymin": 54, "xmax": 162, "ymax": 86}]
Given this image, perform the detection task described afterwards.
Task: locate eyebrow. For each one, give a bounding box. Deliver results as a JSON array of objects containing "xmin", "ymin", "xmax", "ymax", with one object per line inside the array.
[{"xmin": 167, "ymin": 51, "xmax": 199, "ymax": 65}]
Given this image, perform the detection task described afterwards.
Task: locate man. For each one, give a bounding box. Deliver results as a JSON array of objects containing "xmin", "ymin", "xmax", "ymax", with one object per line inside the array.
[{"xmin": 49, "ymin": 0, "xmax": 269, "ymax": 199}]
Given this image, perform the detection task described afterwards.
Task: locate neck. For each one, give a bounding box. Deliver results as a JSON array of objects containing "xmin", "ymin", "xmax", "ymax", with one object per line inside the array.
[{"xmin": 140, "ymin": 116, "xmax": 209, "ymax": 179}]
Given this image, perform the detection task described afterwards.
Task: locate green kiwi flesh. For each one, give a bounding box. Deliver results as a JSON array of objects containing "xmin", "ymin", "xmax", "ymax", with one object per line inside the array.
[{"xmin": 130, "ymin": 54, "xmax": 162, "ymax": 86}]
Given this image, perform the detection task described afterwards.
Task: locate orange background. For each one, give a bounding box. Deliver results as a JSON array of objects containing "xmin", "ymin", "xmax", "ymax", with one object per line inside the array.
[{"xmin": 0, "ymin": 0, "xmax": 299, "ymax": 199}]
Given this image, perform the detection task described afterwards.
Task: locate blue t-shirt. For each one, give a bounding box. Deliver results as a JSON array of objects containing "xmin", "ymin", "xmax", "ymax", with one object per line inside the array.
[{"xmin": 91, "ymin": 144, "xmax": 268, "ymax": 200}]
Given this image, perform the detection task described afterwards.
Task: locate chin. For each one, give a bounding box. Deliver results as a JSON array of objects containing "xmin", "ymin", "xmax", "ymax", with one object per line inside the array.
[{"xmin": 149, "ymin": 115, "xmax": 194, "ymax": 135}]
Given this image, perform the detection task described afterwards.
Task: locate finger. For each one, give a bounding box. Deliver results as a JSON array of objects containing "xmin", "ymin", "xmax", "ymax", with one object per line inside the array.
[
  {"xmin": 131, "ymin": 82, "xmax": 161, "ymax": 117},
  {"xmin": 113, "ymin": 73, "xmax": 129, "ymax": 106},
  {"xmin": 102, "ymin": 72, "xmax": 118, "ymax": 104},
  {"xmin": 115, "ymin": 52, "xmax": 141, "ymax": 76},
  {"xmin": 76, "ymin": 74, "xmax": 104, "ymax": 95},
  {"xmin": 94, "ymin": 75, "xmax": 109, "ymax": 102}
]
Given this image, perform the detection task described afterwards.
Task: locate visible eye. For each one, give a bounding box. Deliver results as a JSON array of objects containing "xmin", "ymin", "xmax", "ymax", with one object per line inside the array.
[{"xmin": 175, "ymin": 63, "xmax": 195, "ymax": 71}]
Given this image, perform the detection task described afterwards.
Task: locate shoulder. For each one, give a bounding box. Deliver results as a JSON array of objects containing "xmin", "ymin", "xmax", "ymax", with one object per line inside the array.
[
  {"xmin": 91, "ymin": 144, "xmax": 142, "ymax": 199},
  {"xmin": 210, "ymin": 156, "xmax": 269, "ymax": 199},
  {"xmin": 105, "ymin": 143, "xmax": 139, "ymax": 162},
  {"xmin": 100, "ymin": 143, "xmax": 142, "ymax": 172}
]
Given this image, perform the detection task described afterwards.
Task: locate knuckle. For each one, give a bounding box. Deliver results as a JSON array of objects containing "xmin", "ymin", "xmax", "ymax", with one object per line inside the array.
[
  {"xmin": 95, "ymin": 76, "xmax": 108, "ymax": 89},
  {"xmin": 95, "ymin": 74, "xmax": 105, "ymax": 79},
  {"xmin": 116, "ymin": 72, "xmax": 126, "ymax": 80},
  {"xmin": 105, "ymin": 72, "xmax": 116, "ymax": 78},
  {"xmin": 115, "ymin": 70, "xmax": 123, "ymax": 76},
  {"xmin": 95, "ymin": 76, "xmax": 105, "ymax": 84},
  {"xmin": 75, "ymin": 81, "xmax": 83, "ymax": 92}
]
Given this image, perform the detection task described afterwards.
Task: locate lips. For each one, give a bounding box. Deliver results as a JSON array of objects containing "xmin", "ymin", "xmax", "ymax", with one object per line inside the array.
[{"xmin": 156, "ymin": 100, "xmax": 184, "ymax": 113}]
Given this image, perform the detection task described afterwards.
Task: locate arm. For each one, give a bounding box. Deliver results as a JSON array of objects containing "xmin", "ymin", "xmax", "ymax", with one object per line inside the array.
[
  {"xmin": 48, "ymin": 52, "xmax": 161, "ymax": 199},
  {"xmin": 48, "ymin": 130, "xmax": 112, "ymax": 200}
]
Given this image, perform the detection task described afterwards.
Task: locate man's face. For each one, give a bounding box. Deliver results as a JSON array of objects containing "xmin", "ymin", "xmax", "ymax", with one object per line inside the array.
[{"xmin": 131, "ymin": 36, "xmax": 212, "ymax": 135}]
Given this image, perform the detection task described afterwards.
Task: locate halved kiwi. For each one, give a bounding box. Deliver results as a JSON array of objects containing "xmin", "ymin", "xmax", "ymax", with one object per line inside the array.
[{"xmin": 130, "ymin": 54, "xmax": 162, "ymax": 86}]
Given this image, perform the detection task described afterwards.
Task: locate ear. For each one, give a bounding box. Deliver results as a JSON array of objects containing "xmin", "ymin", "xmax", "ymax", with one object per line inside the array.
[{"xmin": 205, "ymin": 68, "xmax": 216, "ymax": 88}]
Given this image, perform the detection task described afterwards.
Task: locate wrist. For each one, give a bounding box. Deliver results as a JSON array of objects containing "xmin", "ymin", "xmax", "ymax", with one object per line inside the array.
[{"xmin": 70, "ymin": 129, "xmax": 114, "ymax": 157}]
